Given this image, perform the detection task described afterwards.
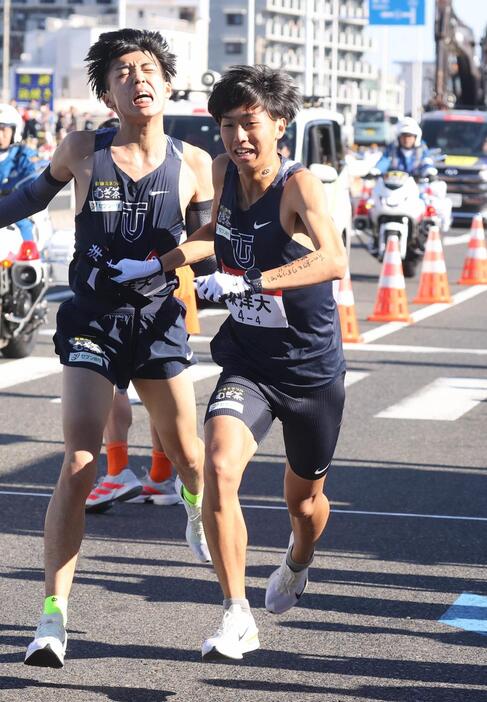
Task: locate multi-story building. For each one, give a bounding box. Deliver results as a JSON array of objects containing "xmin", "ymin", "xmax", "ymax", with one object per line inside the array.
[
  {"xmin": 1, "ymin": 0, "xmax": 209, "ymax": 95},
  {"xmin": 208, "ymin": 0, "xmax": 381, "ymax": 125}
]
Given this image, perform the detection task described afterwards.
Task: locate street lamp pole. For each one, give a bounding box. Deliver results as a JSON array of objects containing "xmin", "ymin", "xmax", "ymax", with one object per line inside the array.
[{"xmin": 2, "ymin": 0, "xmax": 11, "ymax": 102}]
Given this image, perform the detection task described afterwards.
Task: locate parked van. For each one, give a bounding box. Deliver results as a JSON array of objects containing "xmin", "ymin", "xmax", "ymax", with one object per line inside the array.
[{"xmin": 354, "ymin": 107, "xmax": 399, "ymax": 147}]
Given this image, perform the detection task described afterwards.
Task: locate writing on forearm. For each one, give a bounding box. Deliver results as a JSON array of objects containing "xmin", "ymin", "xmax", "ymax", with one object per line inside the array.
[{"xmin": 266, "ymin": 251, "xmax": 326, "ymax": 283}]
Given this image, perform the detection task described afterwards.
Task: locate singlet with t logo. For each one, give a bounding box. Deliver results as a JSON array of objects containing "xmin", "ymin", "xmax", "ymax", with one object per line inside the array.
[
  {"xmin": 211, "ymin": 157, "xmax": 346, "ymax": 392},
  {"xmin": 70, "ymin": 128, "xmax": 183, "ymax": 311}
]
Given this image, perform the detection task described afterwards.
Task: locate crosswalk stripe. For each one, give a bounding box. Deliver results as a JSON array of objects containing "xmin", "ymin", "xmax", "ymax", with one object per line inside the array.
[
  {"xmin": 0, "ymin": 357, "xmax": 61, "ymax": 390},
  {"xmin": 376, "ymin": 377, "xmax": 487, "ymax": 421},
  {"xmin": 345, "ymin": 371, "xmax": 369, "ymax": 387}
]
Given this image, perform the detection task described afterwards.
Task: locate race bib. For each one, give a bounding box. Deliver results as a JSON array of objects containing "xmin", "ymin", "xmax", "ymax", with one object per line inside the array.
[{"xmin": 225, "ymin": 291, "xmax": 288, "ymax": 328}]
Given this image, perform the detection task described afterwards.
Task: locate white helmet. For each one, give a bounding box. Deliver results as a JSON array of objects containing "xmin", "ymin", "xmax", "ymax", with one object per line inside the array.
[
  {"xmin": 398, "ymin": 117, "xmax": 422, "ymax": 147},
  {"xmin": 0, "ymin": 104, "xmax": 24, "ymax": 143}
]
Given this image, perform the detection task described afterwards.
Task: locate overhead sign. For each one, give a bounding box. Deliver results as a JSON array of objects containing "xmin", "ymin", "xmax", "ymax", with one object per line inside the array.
[
  {"xmin": 14, "ymin": 70, "xmax": 54, "ymax": 109},
  {"xmin": 369, "ymin": 0, "xmax": 425, "ymax": 26}
]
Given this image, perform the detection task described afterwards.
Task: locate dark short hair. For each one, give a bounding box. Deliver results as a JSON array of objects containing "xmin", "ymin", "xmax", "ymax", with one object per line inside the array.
[
  {"xmin": 207, "ymin": 65, "xmax": 302, "ymax": 124},
  {"xmin": 85, "ymin": 28, "xmax": 176, "ymax": 100}
]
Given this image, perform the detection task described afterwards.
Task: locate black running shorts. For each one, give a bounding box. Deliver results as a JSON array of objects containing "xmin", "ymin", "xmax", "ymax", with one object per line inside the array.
[
  {"xmin": 205, "ymin": 372, "xmax": 345, "ymax": 480},
  {"xmin": 53, "ymin": 296, "xmax": 194, "ymax": 390}
]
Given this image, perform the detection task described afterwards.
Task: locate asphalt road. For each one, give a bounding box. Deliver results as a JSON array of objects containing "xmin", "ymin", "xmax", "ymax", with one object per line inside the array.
[{"xmin": 1, "ymin": 230, "xmax": 486, "ymax": 702}]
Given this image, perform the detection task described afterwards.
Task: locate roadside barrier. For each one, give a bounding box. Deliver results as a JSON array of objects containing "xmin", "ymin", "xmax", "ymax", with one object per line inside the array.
[
  {"xmin": 368, "ymin": 234, "xmax": 412, "ymax": 323},
  {"xmin": 413, "ymin": 225, "xmax": 452, "ymax": 304},
  {"xmin": 458, "ymin": 213, "xmax": 487, "ymax": 285}
]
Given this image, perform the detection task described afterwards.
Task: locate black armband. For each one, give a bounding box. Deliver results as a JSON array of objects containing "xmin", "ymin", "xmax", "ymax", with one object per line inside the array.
[
  {"xmin": 0, "ymin": 166, "xmax": 70, "ymax": 229},
  {"xmin": 185, "ymin": 199, "xmax": 212, "ymax": 237}
]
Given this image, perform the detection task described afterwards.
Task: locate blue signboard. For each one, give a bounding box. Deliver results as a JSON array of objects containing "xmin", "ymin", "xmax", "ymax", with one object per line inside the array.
[
  {"xmin": 14, "ymin": 70, "xmax": 54, "ymax": 109},
  {"xmin": 369, "ymin": 0, "xmax": 425, "ymax": 25}
]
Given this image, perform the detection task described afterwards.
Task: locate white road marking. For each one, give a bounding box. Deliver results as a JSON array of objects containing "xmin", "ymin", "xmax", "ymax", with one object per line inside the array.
[
  {"xmin": 0, "ymin": 357, "xmax": 61, "ymax": 390},
  {"xmin": 0, "ymin": 488, "xmax": 485, "ymax": 522},
  {"xmin": 345, "ymin": 371, "xmax": 369, "ymax": 387},
  {"xmin": 344, "ymin": 342, "xmax": 487, "ymax": 355},
  {"xmin": 443, "ymin": 233, "xmax": 471, "ymax": 246},
  {"xmin": 362, "ymin": 285, "xmax": 487, "ymax": 343},
  {"xmin": 39, "ymin": 328, "xmax": 56, "ymax": 336},
  {"xmin": 376, "ymin": 377, "xmax": 487, "ymax": 421}
]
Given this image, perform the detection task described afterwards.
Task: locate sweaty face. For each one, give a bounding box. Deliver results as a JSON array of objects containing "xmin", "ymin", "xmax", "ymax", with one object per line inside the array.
[
  {"xmin": 0, "ymin": 125, "xmax": 14, "ymax": 150},
  {"xmin": 220, "ymin": 106, "xmax": 286, "ymax": 170},
  {"xmin": 103, "ymin": 50, "xmax": 171, "ymax": 120}
]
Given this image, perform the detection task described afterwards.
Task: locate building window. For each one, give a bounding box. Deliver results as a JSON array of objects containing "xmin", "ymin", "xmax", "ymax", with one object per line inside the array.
[
  {"xmin": 225, "ymin": 42, "xmax": 243, "ymax": 55},
  {"xmin": 179, "ymin": 8, "xmax": 195, "ymax": 21},
  {"xmin": 226, "ymin": 13, "xmax": 244, "ymax": 26}
]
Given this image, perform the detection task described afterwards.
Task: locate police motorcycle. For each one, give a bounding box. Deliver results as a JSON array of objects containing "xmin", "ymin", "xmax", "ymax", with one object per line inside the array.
[
  {"xmin": 417, "ymin": 161, "xmax": 452, "ymax": 234},
  {"xmin": 0, "ymin": 105, "xmax": 49, "ymax": 357},
  {"xmin": 353, "ymin": 167, "xmax": 439, "ymax": 278}
]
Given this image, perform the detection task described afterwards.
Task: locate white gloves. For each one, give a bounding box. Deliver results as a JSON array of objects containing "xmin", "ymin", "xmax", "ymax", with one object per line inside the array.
[
  {"xmin": 195, "ymin": 271, "xmax": 251, "ymax": 302},
  {"xmin": 109, "ymin": 257, "xmax": 164, "ymax": 283}
]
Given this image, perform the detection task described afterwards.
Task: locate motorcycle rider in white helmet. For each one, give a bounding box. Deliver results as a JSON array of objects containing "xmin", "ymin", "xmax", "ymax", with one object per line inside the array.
[
  {"xmin": 0, "ymin": 103, "xmax": 38, "ymax": 241},
  {"xmin": 375, "ymin": 117, "xmax": 434, "ymax": 175}
]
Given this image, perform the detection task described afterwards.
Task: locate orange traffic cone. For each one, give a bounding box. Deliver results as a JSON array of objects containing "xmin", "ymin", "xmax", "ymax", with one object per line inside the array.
[
  {"xmin": 337, "ymin": 266, "xmax": 363, "ymax": 343},
  {"xmin": 368, "ymin": 234, "xmax": 412, "ymax": 323},
  {"xmin": 458, "ymin": 214, "xmax": 487, "ymax": 285},
  {"xmin": 413, "ymin": 226, "xmax": 452, "ymax": 304}
]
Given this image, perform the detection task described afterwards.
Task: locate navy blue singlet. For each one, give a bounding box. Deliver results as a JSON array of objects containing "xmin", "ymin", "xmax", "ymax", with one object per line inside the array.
[
  {"xmin": 70, "ymin": 128, "xmax": 184, "ymax": 310},
  {"xmin": 211, "ymin": 158, "xmax": 346, "ymax": 392}
]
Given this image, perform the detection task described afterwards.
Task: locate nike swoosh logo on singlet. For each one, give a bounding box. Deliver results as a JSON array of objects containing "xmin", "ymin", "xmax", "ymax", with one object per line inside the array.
[
  {"xmin": 253, "ymin": 221, "xmax": 271, "ymax": 230},
  {"xmin": 149, "ymin": 190, "xmax": 170, "ymax": 196}
]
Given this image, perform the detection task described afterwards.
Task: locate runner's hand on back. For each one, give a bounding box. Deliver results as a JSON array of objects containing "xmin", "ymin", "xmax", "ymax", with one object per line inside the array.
[{"xmin": 195, "ymin": 271, "xmax": 251, "ymax": 303}]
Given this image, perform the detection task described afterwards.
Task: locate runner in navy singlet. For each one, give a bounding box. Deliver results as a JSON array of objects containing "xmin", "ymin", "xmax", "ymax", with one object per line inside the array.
[
  {"xmin": 162, "ymin": 65, "xmax": 347, "ymax": 660},
  {"xmin": 21, "ymin": 29, "xmax": 213, "ymax": 668}
]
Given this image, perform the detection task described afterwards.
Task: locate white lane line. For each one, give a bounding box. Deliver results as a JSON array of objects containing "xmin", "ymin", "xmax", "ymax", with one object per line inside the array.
[
  {"xmin": 344, "ymin": 342, "xmax": 487, "ymax": 355},
  {"xmin": 376, "ymin": 377, "xmax": 487, "ymax": 421},
  {"xmin": 189, "ymin": 335, "xmax": 212, "ymax": 344},
  {"xmin": 0, "ymin": 489, "xmax": 485, "ymax": 522},
  {"xmin": 443, "ymin": 233, "xmax": 471, "ymax": 246},
  {"xmin": 345, "ymin": 371, "xmax": 369, "ymax": 387},
  {"xmin": 0, "ymin": 357, "xmax": 62, "ymax": 390},
  {"xmin": 362, "ymin": 285, "xmax": 487, "ymax": 343},
  {"xmin": 39, "ymin": 328, "xmax": 56, "ymax": 336}
]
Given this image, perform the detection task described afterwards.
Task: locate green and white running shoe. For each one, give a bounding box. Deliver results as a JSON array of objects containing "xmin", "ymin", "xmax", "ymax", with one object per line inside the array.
[
  {"xmin": 202, "ymin": 605, "xmax": 260, "ymax": 661},
  {"xmin": 175, "ymin": 476, "xmax": 211, "ymax": 563},
  {"xmin": 24, "ymin": 613, "xmax": 67, "ymax": 668}
]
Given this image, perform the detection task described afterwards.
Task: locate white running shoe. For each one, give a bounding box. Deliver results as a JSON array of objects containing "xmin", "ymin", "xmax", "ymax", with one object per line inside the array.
[
  {"xmin": 175, "ymin": 476, "xmax": 211, "ymax": 563},
  {"xmin": 202, "ymin": 605, "xmax": 260, "ymax": 661},
  {"xmin": 126, "ymin": 469, "xmax": 182, "ymax": 506},
  {"xmin": 24, "ymin": 613, "xmax": 67, "ymax": 668},
  {"xmin": 85, "ymin": 467, "xmax": 143, "ymax": 513},
  {"xmin": 265, "ymin": 537, "xmax": 309, "ymax": 614}
]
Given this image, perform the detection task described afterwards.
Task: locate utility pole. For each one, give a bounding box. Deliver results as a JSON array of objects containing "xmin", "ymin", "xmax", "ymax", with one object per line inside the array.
[{"xmin": 2, "ymin": 0, "xmax": 11, "ymax": 102}]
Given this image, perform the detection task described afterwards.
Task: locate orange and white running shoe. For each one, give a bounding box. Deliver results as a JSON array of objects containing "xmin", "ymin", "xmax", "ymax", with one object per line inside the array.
[
  {"xmin": 126, "ymin": 470, "xmax": 183, "ymax": 506},
  {"xmin": 85, "ymin": 467, "xmax": 142, "ymax": 513}
]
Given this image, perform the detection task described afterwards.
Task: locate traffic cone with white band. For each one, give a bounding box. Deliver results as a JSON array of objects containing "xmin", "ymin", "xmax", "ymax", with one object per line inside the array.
[
  {"xmin": 458, "ymin": 214, "xmax": 487, "ymax": 285},
  {"xmin": 337, "ymin": 266, "xmax": 362, "ymax": 343},
  {"xmin": 367, "ymin": 234, "xmax": 412, "ymax": 323},
  {"xmin": 413, "ymin": 226, "xmax": 452, "ymax": 304}
]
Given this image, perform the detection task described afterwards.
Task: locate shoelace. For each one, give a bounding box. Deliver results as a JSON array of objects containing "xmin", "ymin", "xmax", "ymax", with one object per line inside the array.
[{"xmin": 275, "ymin": 562, "xmax": 304, "ymax": 595}]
